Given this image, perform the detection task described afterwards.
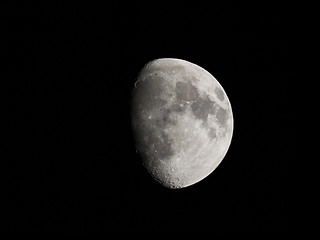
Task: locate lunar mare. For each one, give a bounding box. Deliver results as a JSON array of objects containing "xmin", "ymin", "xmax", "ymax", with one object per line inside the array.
[{"xmin": 131, "ymin": 58, "xmax": 233, "ymax": 189}]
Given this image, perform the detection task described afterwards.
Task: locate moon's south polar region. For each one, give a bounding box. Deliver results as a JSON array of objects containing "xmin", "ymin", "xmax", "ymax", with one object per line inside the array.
[{"xmin": 131, "ymin": 58, "xmax": 233, "ymax": 189}]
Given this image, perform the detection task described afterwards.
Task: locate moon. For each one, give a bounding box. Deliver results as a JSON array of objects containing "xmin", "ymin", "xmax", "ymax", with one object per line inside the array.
[{"xmin": 131, "ymin": 58, "xmax": 233, "ymax": 189}]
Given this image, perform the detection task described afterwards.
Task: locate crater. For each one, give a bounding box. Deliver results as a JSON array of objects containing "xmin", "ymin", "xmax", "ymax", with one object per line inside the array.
[{"xmin": 175, "ymin": 81, "xmax": 199, "ymax": 101}]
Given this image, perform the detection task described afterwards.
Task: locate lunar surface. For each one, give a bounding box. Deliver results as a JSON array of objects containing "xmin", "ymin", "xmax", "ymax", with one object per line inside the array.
[{"xmin": 131, "ymin": 58, "xmax": 233, "ymax": 189}]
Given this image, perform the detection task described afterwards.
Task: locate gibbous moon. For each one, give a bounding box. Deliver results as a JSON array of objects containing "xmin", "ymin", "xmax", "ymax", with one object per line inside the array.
[{"xmin": 131, "ymin": 58, "xmax": 233, "ymax": 189}]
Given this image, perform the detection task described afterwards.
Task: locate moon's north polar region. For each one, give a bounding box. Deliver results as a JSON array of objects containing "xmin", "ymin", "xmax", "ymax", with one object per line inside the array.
[{"xmin": 131, "ymin": 58, "xmax": 233, "ymax": 189}]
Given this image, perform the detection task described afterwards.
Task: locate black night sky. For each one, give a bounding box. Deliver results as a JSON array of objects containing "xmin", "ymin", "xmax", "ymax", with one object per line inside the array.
[{"xmin": 3, "ymin": 2, "xmax": 292, "ymax": 232}]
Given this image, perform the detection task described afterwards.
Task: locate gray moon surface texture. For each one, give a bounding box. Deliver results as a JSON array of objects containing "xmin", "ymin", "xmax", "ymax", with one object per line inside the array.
[{"xmin": 131, "ymin": 58, "xmax": 233, "ymax": 189}]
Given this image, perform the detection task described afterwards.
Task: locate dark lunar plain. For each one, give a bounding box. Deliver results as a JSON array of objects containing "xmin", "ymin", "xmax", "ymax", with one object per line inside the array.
[{"xmin": 3, "ymin": 2, "xmax": 292, "ymax": 232}]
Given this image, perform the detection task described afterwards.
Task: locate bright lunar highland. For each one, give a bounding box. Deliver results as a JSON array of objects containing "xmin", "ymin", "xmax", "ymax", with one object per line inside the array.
[{"xmin": 131, "ymin": 58, "xmax": 233, "ymax": 189}]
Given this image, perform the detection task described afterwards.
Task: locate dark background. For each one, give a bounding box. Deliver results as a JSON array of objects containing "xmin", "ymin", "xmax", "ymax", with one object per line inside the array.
[{"xmin": 3, "ymin": 2, "xmax": 292, "ymax": 232}]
